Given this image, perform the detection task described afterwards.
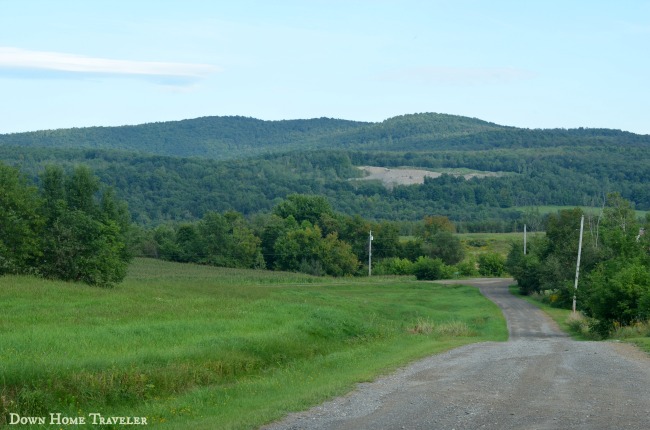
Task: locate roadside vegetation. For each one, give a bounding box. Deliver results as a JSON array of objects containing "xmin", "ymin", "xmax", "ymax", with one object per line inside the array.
[
  {"xmin": 511, "ymin": 285, "xmax": 650, "ymax": 354},
  {"xmin": 0, "ymin": 258, "xmax": 507, "ymax": 429},
  {"xmin": 506, "ymin": 193, "xmax": 650, "ymax": 339}
]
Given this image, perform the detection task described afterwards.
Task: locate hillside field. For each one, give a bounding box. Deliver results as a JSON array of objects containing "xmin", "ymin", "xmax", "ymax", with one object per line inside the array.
[{"xmin": 1, "ymin": 258, "xmax": 507, "ymax": 429}]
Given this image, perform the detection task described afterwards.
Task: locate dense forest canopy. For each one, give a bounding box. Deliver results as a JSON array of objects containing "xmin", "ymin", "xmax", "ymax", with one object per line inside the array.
[
  {"xmin": 1, "ymin": 113, "xmax": 649, "ymax": 228},
  {"xmin": 2, "ymin": 113, "xmax": 646, "ymax": 159}
]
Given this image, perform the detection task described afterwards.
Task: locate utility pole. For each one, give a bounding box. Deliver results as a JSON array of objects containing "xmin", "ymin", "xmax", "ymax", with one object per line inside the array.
[
  {"xmin": 524, "ymin": 224, "xmax": 527, "ymax": 255},
  {"xmin": 573, "ymin": 215, "xmax": 585, "ymax": 313},
  {"xmin": 368, "ymin": 230, "xmax": 373, "ymax": 276}
]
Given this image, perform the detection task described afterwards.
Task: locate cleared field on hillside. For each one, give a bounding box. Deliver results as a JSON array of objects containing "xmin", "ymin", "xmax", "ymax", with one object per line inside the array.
[
  {"xmin": 1, "ymin": 258, "xmax": 507, "ymax": 429},
  {"xmin": 353, "ymin": 166, "xmax": 507, "ymax": 188}
]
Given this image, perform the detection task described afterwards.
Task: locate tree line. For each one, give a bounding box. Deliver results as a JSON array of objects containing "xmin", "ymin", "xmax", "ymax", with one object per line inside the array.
[{"xmin": 131, "ymin": 194, "xmax": 470, "ymax": 278}]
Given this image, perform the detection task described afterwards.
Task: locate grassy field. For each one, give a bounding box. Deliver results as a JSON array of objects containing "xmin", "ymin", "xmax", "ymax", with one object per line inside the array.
[
  {"xmin": 400, "ymin": 231, "xmax": 537, "ymax": 260},
  {"xmin": 459, "ymin": 231, "xmax": 542, "ymax": 259},
  {"xmin": 1, "ymin": 258, "xmax": 507, "ymax": 429}
]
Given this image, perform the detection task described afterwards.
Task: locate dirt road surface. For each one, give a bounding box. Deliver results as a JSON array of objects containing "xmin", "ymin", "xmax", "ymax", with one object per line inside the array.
[{"xmin": 263, "ymin": 278, "xmax": 650, "ymax": 429}]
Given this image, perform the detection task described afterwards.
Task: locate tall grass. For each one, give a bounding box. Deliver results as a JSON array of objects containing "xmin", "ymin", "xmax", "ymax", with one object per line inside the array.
[{"xmin": 1, "ymin": 258, "xmax": 506, "ymax": 429}]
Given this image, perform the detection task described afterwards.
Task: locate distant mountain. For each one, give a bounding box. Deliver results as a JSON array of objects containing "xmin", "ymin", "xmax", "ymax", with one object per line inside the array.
[
  {"xmin": 3, "ymin": 113, "xmax": 646, "ymax": 161},
  {"xmin": 0, "ymin": 116, "xmax": 367, "ymax": 159}
]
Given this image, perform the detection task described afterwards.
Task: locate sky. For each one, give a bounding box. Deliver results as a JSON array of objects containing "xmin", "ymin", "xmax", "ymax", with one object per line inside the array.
[{"xmin": 1, "ymin": 0, "xmax": 649, "ymax": 134}]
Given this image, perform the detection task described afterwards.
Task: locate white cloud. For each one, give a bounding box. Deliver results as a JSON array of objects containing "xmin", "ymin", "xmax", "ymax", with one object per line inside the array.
[{"xmin": 0, "ymin": 47, "xmax": 221, "ymax": 84}]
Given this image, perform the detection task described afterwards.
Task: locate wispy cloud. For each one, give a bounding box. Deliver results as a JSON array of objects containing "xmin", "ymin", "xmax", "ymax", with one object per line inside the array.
[
  {"xmin": 0, "ymin": 47, "xmax": 221, "ymax": 85},
  {"xmin": 378, "ymin": 66, "xmax": 536, "ymax": 85}
]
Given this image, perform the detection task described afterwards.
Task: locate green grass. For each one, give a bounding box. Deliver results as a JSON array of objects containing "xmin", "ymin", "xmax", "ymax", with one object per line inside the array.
[{"xmin": 1, "ymin": 258, "xmax": 507, "ymax": 429}]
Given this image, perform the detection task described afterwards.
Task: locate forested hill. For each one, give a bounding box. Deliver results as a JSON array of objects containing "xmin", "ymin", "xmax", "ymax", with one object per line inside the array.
[
  {"xmin": 1, "ymin": 112, "xmax": 649, "ymax": 229},
  {"xmin": 0, "ymin": 116, "xmax": 368, "ymax": 159},
  {"xmin": 3, "ymin": 112, "xmax": 646, "ymax": 159}
]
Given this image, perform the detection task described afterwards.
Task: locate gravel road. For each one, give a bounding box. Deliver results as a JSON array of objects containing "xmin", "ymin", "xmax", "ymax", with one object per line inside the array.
[{"xmin": 263, "ymin": 278, "xmax": 650, "ymax": 429}]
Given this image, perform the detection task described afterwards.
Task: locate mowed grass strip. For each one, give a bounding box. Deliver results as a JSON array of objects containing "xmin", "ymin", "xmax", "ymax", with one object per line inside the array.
[{"xmin": 1, "ymin": 258, "xmax": 506, "ymax": 429}]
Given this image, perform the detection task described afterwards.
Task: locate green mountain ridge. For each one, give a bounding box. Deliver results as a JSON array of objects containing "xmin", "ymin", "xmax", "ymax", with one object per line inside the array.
[
  {"xmin": 3, "ymin": 112, "xmax": 646, "ymax": 160},
  {"xmin": 0, "ymin": 115, "xmax": 368, "ymax": 159},
  {"xmin": 1, "ymin": 112, "xmax": 649, "ymax": 228}
]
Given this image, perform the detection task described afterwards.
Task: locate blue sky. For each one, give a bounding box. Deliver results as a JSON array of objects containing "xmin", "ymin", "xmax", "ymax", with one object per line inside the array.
[{"xmin": 1, "ymin": 0, "xmax": 649, "ymax": 134}]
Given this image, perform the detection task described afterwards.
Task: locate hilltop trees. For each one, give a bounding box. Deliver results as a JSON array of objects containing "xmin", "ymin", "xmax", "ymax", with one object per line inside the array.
[{"xmin": 2, "ymin": 113, "xmax": 650, "ymax": 232}]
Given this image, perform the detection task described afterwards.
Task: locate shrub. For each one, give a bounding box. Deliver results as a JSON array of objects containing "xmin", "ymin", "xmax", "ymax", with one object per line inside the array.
[
  {"xmin": 455, "ymin": 259, "xmax": 479, "ymax": 277},
  {"xmin": 373, "ymin": 258, "xmax": 414, "ymax": 276},
  {"xmin": 583, "ymin": 258, "xmax": 650, "ymax": 330},
  {"xmin": 412, "ymin": 256, "xmax": 446, "ymax": 280},
  {"xmin": 478, "ymin": 252, "xmax": 506, "ymax": 277}
]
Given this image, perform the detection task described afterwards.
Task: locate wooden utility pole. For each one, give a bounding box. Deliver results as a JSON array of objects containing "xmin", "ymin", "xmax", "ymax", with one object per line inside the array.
[
  {"xmin": 573, "ymin": 215, "xmax": 585, "ymax": 313},
  {"xmin": 368, "ymin": 230, "xmax": 373, "ymax": 276},
  {"xmin": 524, "ymin": 224, "xmax": 527, "ymax": 255}
]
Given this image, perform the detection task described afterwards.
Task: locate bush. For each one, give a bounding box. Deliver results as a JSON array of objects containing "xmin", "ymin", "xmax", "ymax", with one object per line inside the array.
[
  {"xmin": 583, "ymin": 258, "xmax": 650, "ymax": 330},
  {"xmin": 413, "ymin": 256, "xmax": 446, "ymax": 280},
  {"xmin": 506, "ymin": 243, "xmax": 542, "ymax": 295},
  {"xmin": 422, "ymin": 231, "xmax": 465, "ymax": 265},
  {"xmin": 478, "ymin": 252, "xmax": 506, "ymax": 277},
  {"xmin": 373, "ymin": 258, "xmax": 414, "ymax": 276},
  {"xmin": 455, "ymin": 259, "xmax": 479, "ymax": 277}
]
